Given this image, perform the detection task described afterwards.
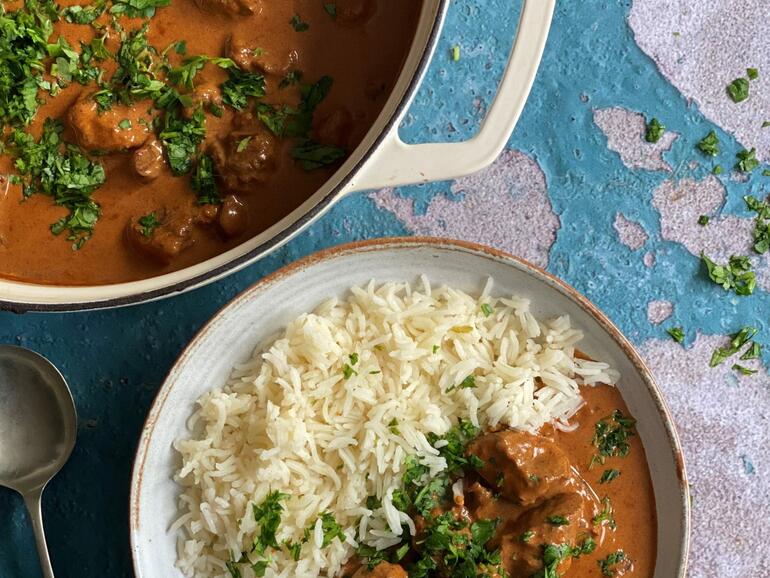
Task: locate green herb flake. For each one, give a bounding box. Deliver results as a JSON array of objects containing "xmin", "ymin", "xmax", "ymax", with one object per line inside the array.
[
  {"xmin": 590, "ymin": 410, "xmax": 636, "ymax": 467},
  {"xmin": 732, "ymin": 364, "xmax": 758, "ymax": 376},
  {"xmin": 519, "ymin": 530, "xmax": 535, "ymax": 543},
  {"xmin": 713, "ymin": 164, "xmax": 723, "ymax": 175},
  {"xmin": 388, "ymin": 418, "xmax": 400, "ymax": 435},
  {"xmin": 593, "ymin": 496, "xmax": 617, "ymax": 530},
  {"xmin": 236, "ymin": 136, "xmax": 252, "ymax": 153},
  {"xmin": 573, "ymin": 537, "xmax": 597, "ymax": 557},
  {"xmin": 481, "ymin": 303, "xmax": 494, "ymax": 317},
  {"xmin": 740, "ymin": 342, "xmax": 761, "ymax": 360},
  {"xmin": 698, "ymin": 215, "xmax": 710, "ymax": 226},
  {"xmin": 138, "ymin": 212, "xmax": 160, "ymax": 237},
  {"xmin": 446, "ymin": 374, "xmax": 476, "ymax": 393},
  {"xmin": 701, "ymin": 253, "xmax": 756, "ymax": 296},
  {"xmin": 666, "ymin": 327, "xmax": 685, "ymax": 344},
  {"xmin": 644, "ymin": 117, "xmax": 665, "ymax": 143},
  {"xmin": 251, "ymin": 491, "xmax": 289, "ymax": 556},
  {"xmin": 191, "ymin": 155, "xmax": 222, "ymax": 206},
  {"xmin": 342, "ymin": 364, "xmax": 357, "ymax": 379},
  {"xmin": 451, "ymin": 45, "xmax": 461, "ymax": 62},
  {"xmin": 221, "ymin": 68, "xmax": 266, "ymax": 111},
  {"xmin": 599, "ymin": 468, "xmax": 621, "ymax": 484},
  {"xmin": 599, "ymin": 550, "xmax": 627, "ymax": 577},
  {"xmin": 735, "ymin": 148, "xmax": 759, "ymax": 173},
  {"xmin": 118, "ymin": 118, "xmax": 132, "ymax": 130},
  {"xmin": 709, "ymin": 326, "xmax": 758, "ymax": 367},
  {"xmin": 696, "ymin": 130, "xmax": 719, "ymax": 156},
  {"xmin": 290, "ymin": 14, "xmax": 309, "ymax": 32},
  {"xmin": 323, "ymin": 3, "xmax": 337, "ymax": 17},
  {"xmin": 727, "ymin": 77, "xmax": 750, "ymax": 102},
  {"xmin": 546, "ymin": 515, "xmax": 569, "ymax": 526},
  {"xmin": 747, "ymin": 67, "xmax": 759, "ymax": 80},
  {"xmin": 762, "ymin": 120, "xmax": 770, "ymax": 128}
]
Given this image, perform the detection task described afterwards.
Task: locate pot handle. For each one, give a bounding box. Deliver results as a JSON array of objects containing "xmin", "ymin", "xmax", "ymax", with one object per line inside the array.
[{"xmin": 342, "ymin": 0, "xmax": 555, "ymax": 193}]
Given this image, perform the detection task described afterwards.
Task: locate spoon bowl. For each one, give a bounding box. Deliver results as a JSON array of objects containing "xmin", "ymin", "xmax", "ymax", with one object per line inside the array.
[{"xmin": 0, "ymin": 345, "xmax": 77, "ymax": 578}]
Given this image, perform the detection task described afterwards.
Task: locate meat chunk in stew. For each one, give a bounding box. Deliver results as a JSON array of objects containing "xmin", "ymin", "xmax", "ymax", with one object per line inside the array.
[
  {"xmin": 132, "ymin": 139, "xmax": 166, "ymax": 180},
  {"xmin": 194, "ymin": 0, "xmax": 262, "ymax": 16},
  {"xmin": 500, "ymin": 492, "xmax": 587, "ymax": 577},
  {"xmin": 314, "ymin": 108, "xmax": 354, "ymax": 149},
  {"xmin": 68, "ymin": 95, "xmax": 151, "ymax": 152},
  {"xmin": 467, "ymin": 430, "xmax": 573, "ymax": 505},
  {"xmin": 335, "ymin": 0, "xmax": 377, "ymax": 24},
  {"xmin": 227, "ymin": 33, "xmax": 299, "ymax": 76},
  {"xmin": 210, "ymin": 112, "xmax": 278, "ymax": 192},
  {"xmin": 124, "ymin": 204, "xmax": 216, "ymax": 264},
  {"xmin": 351, "ymin": 562, "xmax": 407, "ymax": 578},
  {"xmin": 218, "ymin": 194, "xmax": 249, "ymax": 238}
]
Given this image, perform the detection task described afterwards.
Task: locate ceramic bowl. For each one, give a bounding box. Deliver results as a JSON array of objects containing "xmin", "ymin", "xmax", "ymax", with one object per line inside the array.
[{"xmin": 130, "ymin": 237, "xmax": 690, "ymax": 578}]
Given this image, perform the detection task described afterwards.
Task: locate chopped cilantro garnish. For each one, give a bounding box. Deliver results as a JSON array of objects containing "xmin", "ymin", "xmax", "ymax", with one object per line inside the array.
[
  {"xmin": 118, "ymin": 118, "xmax": 132, "ymax": 130},
  {"xmin": 310, "ymin": 512, "xmax": 345, "ymax": 548},
  {"xmin": 598, "ymin": 550, "xmax": 627, "ymax": 577},
  {"xmin": 696, "ymin": 130, "xmax": 719, "ymax": 156},
  {"xmin": 221, "ymin": 68, "xmax": 266, "ymax": 110},
  {"xmin": 10, "ymin": 120, "xmax": 105, "ymax": 248},
  {"xmin": 702, "ymin": 253, "xmax": 756, "ymax": 296},
  {"xmin": 732, "ymin": 364, "xmax": 757, "ymax": 376},
  {"xmin": 697, "ymin": 215, "xmax": 710, "ymax": 226},
  {"xmin": 290, "ymin": 14, "xmax": 309, "ymax": 32},
  {"xmin": 191, "ymin": 155, "xmax": 221, "ymax": 205},
  {"xmin": 644, "ymin": 117, "xmax": 664, "ymax": 143},
  {"xmin": 225, "ymin": 559, "xmax": 242, "ymax": 578},
  {"xmin": 292, "ymin": 139, "xmax": 345, "ymax": 170},
  {"xmin": 710, "ymin": 327, "xmax": 758, "ymax": 367},
  {"xmin": 388, "ymin": 418, "xmax": 400, "ymax": 435},
  {"xmin": 342, "ymin": 363, "xmax": 357, "ymax": 379},
  {"xmin": 713, "ymin": 164, "xmax": 723, "ymax": 175},
  {"xmin": 735, "ymin": 148, "xmax": 759, "ymax": 172},
  {"xmin": 666, "ymin": 327, "xmax": 685, "ymax": 344},
  {"xmin": 534, "ymin": 543, "xmax": 572, "ymax": 578},
  {"xmin": 740, "ymin": 341, "xmax": 761, "ymax": 360},
  {"xmin": 446, "ymin": 374, "xmax": 477, "ymax": 393},
  {"xmin": 744, "ymin": 195, "xmax": 770, "ymax": 254},
  {"xmin": 593, "ymin": 496, "xmax": 616, "ymax": 530},
  {"xmin": 727, "ymin": 77, "xmax": 750, "ymax": 102},
  {"xmin": 545, "ymin": 515, "xmax": 569, "ymax": 526},
  {"xmin": 519, "ymin": 530, "xmax": 535, "ymax": 542},
  {"xmin": 573, "ymin": 537, "xmax": 597, "ymax": 557},
  {"xmin": 138, "ymin": 212, "xmax": 160, "ymax": 237},
  {"xmin": 109, "ymin": 0, "xmax": 170, "ymax": 18},
  {"xmin": 236, "ymin": 136, "xmax": 252, "ymax": 153},
  {"xmin": 590, "ymin": 410, "xmax": 636, "ymax": 467},
  {"xmin": 63, "ymin": 2, "xmax": 107, "ymax": 24},
  {"xmin": 481, "ymin": 303, "xmax": 493, "ymax": 317},
  {"xmin": 599, "ymin": 468, "xmax": 621, "ymax": 484},
  {"xmin": 349, "ymin": 352, "xmax": 359, "ymax": 365},
  {"xmin": 323, "ymin": 3, "xmax": 337, "ymax": 17},
  {"xmin": 279, "ymin": 70, "xmax": 303, "ymax": 89},
  {"xmin": 747, "ymin": 67, "xmax": 759, "ymax": 80},
  {"xmin": 251, "ymin": 490, "xmax": 289, "ymax": 556},
  {"xmin": 159, "ymin": 107, "xmax": 206, "ymax": 176}
]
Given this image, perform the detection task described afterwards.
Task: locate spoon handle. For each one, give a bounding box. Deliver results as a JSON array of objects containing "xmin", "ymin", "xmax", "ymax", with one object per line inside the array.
[{"xmin": 23, "ymin": 488, "xmax": 55, "ymax": 578}]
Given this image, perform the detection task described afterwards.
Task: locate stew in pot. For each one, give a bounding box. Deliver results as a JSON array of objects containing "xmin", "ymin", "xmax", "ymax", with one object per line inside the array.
[{"xmin": 0, "ymin": 0, "xmax": 421, "ymax": 285}]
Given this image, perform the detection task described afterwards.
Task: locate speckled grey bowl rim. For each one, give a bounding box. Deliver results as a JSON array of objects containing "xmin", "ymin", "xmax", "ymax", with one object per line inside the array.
[{"xmin": 130, "ymin": 236, "xmax": 690, "ymax": 577}]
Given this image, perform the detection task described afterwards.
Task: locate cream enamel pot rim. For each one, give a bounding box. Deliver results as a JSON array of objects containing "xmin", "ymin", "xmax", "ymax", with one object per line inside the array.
[
  {"xmin": 0, "ymin": 0, "xmax": 556, "ymax": 313},
  {"xmin": 129, "ymin": 237, "xmax": 690, "ymax": 578}
]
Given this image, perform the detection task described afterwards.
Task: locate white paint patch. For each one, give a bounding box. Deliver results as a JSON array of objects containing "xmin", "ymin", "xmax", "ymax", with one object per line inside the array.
[
  {"xmin": 370, "ymin": 150, "xmax": 560, "ymax": 268},
  {"xmin": 651, "ymin": 175, "xmax": 770, "ymax": 289},
  {"xmin": 647, "ymin": 300, "xmax": 674, "ymax": 324},
  {"xmin": 593, "ymin": 107, "xmax": 678, "ymax": 171},
  {"xmin": 640, "ymin": 334, "xmax": 769, "ymax": 577},
  {"xmin": 629, "ymin": 0, "xmax": 770, "ymax": 160},
  {"xmin": 613, "ymin": 213, "xmax": 648, "ymax": 250}
]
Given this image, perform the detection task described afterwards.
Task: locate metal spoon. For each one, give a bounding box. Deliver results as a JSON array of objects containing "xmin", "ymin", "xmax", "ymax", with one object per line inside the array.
[{"xmin": 0, "ymin": 345, "xmax": 77, "ymax": 578}]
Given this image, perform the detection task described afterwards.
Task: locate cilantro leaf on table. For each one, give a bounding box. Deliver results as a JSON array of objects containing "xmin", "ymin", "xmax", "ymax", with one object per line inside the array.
[
  {"xmin": 702, "ymin": 254, "xmax": 756, "ymax": 296},
  {"xmin": 644, "ymin": 117, "xmax": 664, "ymax": 143}
]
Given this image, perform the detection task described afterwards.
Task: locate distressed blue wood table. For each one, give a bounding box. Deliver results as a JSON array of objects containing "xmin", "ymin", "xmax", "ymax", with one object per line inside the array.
[{"xmin": 1, "ymin": 1, "xmax": 767, "ymax": 576}]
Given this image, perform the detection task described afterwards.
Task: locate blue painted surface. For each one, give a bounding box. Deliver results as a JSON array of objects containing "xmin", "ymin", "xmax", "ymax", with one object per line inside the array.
[{"xmin": 1, "ymin": 1, "xmax": 767, "ymax": 576}]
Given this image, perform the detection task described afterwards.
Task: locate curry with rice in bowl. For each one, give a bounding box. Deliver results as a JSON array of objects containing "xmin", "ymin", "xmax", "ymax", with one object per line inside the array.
[
  {"xmin": 0, "ymin": 0, "xmax": 421, "ymax": 285},
  {"xmin": 172, "ymin": 279, "xmax": 657, "ymax": 578}
]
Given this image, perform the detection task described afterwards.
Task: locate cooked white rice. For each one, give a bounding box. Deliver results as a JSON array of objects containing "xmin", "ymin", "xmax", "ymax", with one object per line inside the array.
[{"xmin": 172, "ymin": 277, "xmax": 619, "ymax": 578}]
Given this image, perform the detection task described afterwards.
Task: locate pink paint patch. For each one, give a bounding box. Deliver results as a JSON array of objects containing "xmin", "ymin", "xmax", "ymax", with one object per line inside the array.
[
  {"xmin": 643, "ymin": 251, "xmax": 656, "ymax": 267},
  {"xmin": 613, "ymin": 213, "xmax": 648, "ymax": 250},
  {"xmin": 369, "ymin": 150, "xmax": 560, "ymax": 268},
  {"xmin": 593, "ymin": 107, "xmax": 678, "ymax": 171},
  {"xmin": 647, "ymin": 300, "xmax": 673, "ymax": 324},
  {"xmin": 640, "ymin": 335, "xmax": 768, "ymax": 577}
]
